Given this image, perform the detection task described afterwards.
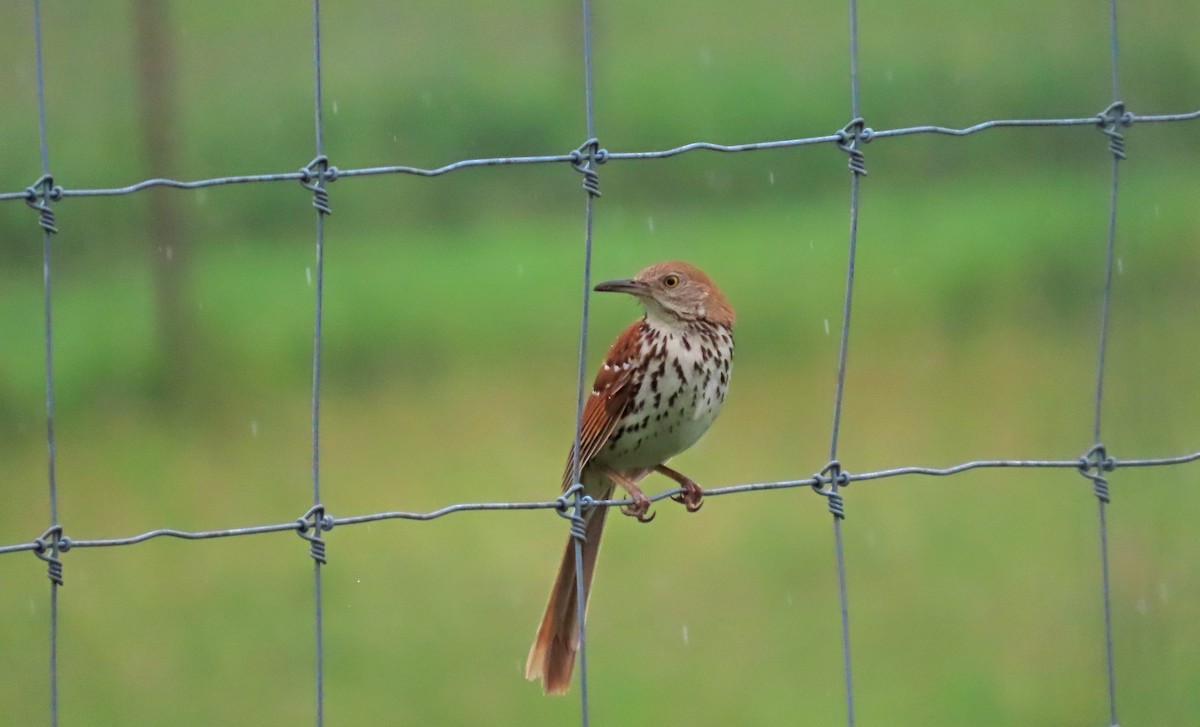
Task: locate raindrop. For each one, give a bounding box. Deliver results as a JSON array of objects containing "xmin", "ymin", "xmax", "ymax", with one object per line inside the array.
[
  {"xmin": 647, "ymin": 216, "xmax": 655, "ymax": 232},
  {"xmin": 824, "ymin": 319, "xmax": 831, "ymax": 335},
  {"xmin": 332, "ymin": 100, "xmax": 339, "ymax": 114},
  {"xmin": 1116, "ymin": 258, "xmax": 1123, "ymax": 275},
  {"xmin": 1136, "ymin": 596, "xmax": 1148, "ymax": 615},
  {"xmin": 768, "ymin": 172, "xmax": 775, "ymax": 185},
  {"xmin": 250, "ymin": 421, "xmax": 260, "ymax": 437},
  {"xmin": 698, "ymin": 48, "xmax": 712, "ymax": 67},
  {"xmin": 306, "ymin": 267, "xmax": 313, "ymax": 286},
  {"xmin": 681, "ymin": 625, "xmax": 689, "ymax": 645}
]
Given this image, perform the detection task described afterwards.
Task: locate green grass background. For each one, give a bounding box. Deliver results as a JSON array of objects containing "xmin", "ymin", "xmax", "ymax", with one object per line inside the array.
[{"xmin": 1, "ymin": 0, "xmax": 1198, "ymax": 725}]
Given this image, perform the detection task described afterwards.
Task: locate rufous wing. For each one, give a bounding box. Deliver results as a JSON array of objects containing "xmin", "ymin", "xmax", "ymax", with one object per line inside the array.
[{"xmin": 560, "ymin": 319, "xmax": 644, "ymax": 490}]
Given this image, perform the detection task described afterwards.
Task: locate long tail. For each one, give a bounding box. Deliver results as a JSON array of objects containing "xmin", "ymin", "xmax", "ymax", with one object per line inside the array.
[{"xmin": 524, "ymin": 484, "xmax": 612, "ymax": 695}]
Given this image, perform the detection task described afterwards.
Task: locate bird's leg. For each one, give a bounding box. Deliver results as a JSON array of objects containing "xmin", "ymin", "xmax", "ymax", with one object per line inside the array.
[
  {"xmin": 656, "ymin": 464, "xmax": 704, "ymax": 512},
  {"xmin": 601, "ymin": 468, "xmax": 656, "ymax": 523}
]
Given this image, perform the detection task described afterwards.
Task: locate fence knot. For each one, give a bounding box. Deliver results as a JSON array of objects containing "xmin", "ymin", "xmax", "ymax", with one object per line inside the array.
[
  {"xmin": 296, "ymin": 504, "xmax": 334, "ymax": 564},
  {"xmin": 835, "ymin": 118, "xmax": 871, "ymax": 176},
  {"xmin": 1096, "ymin": 102, "xmax": 1134, "ymax": 161},
  {"xmin": 33, "ymin": 525, "xmax": 66, "ymax": 585},
  {"xmin": 556, "ymin": 482, "xmax": 592, "ymax": 542},
  {"xmin": 569, "ymin": 138, "xmax": 607, "ymax": 197},
  {"xmin": 300, "ymin": 156, "xmax": 337, "ymax": 215},
  {"xmin": 24, "ymin": 174, "xmax": 63, "ymax": 234},
  {"xmin": 1078, "ymin": 443, "xmax": 1116, "ymax": 503},
  {"xmin": 811, "ymin": 460, "xmax": 850, "ymax": 519}
]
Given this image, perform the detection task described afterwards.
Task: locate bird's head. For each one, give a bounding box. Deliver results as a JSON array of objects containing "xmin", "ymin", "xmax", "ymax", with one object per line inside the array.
[{"xmin": 594, "ymin": 260, "xmax": 735, "ymax": 327}]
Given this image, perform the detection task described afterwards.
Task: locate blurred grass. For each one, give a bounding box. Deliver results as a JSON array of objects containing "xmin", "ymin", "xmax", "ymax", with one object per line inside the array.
[{"xmin": 1, "ymin": 0, "xmax": 1199, "ymax": 725}]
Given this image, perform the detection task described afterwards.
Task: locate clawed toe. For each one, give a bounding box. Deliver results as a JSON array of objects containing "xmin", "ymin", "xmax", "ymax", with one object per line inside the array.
[
  {"xmin": 669, "ymin": 480, "xmax": 704, "ymax": 513},
  {"xmin": 620, "ymin": 496, "xmax": 656, "ymax": 523}
]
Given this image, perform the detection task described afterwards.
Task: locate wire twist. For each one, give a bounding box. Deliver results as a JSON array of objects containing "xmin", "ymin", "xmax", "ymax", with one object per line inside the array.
[
  {"xmin": 24, "ymin": 174, "xmax": 62, "ymax": 234},
  {"xmin": 570, "ymin": 138, "xmax": 606, "ymax": 197},
  {"xmin": 836, "ymin": 118, "xmax": 871, "ymax": 176},
  {"xmin": 300, "ymin": 155, "xmax": 337, "ymax": 215},
  {"xmin": 1097, "ymin": 102, "xmax": 1133, "ymax": 161},
  {"xmin": 1079, "ymin": 444, "xmax": 1117, "ymax": 504},
  {"xmin": 812, "ymin": 460, "xmax": 851, "ymax": 519},
  {"xmin": 556, "ymin": 483, "xmax": 592, "ymax": 542},
  {"xmin": 296, "ymin": 504, "xmax": 334, "ymax": 564},
  {"xmin": 33, "ymin": 525, "xmax": 66, "ymax": 586}
]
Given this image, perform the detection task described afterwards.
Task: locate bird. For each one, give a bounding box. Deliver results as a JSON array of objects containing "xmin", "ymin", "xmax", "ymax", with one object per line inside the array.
[{"xmin": 525, "ymin": 260, "xmax": 735, "ymax": 695}]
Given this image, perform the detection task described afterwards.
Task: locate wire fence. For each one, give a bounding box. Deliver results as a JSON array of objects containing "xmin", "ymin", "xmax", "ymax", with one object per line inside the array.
[{"xmin": 3, "ymin": 0, "xmax": 1200, "ymax": 725}]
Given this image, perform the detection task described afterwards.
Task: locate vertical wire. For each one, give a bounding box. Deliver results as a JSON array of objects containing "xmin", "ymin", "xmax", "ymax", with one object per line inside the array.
[
  {"xmin": 568, "ymin": 0, "xmax": 598, "ymax": 724},
  {"xmin": 824, "ymin": 0, "xmax": 862, "ymax": 724},
  {"xmin": 32, "ymin": 2, "xmax": 60, "ymax": 725},
  {"xmin": 1092, "ymin": 4, "xmax": 1121, "ymax": 724},
  {"xmin": 309, "ymin": 1, "xmax": 327, "ymax": 725},
  {"xmin": 829, "ymin": 179, "xmax": 858, "ymax": 727}
]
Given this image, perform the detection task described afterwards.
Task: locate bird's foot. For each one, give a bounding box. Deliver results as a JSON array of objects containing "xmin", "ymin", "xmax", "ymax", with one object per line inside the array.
[
  {"xmin": 657, "ymin": 464, "xmax": 704, "ymax": 513},
  {"xmin": 669, "ymin": 478, "xmax": 704, "ymax": 513},
  {"xmin": 620, "ymin": 486, "xmax": 656, "ymax": 523}
]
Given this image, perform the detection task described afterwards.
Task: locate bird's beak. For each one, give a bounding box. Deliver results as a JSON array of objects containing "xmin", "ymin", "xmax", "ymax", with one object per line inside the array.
[{"xmin": 594, "ymin": 278, "xmax": 649, "ymax": 296}]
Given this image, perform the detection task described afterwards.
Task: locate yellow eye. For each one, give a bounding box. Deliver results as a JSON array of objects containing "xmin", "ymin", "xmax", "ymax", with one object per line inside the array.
[{"xmin": 663, "ymin": 274, "xmax": 680, "ymax": 288}]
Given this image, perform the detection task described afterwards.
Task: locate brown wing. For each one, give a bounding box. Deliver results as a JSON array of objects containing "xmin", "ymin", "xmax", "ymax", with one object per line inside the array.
[{"xmin": 560, "ymin": 319, "xmax": 645, "ymax": 490}]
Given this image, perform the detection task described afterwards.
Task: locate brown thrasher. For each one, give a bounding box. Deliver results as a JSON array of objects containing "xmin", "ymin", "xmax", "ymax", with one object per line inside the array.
[{"xmin": 525, "ymin": 260, "xmax": 735, "ymax": 695}]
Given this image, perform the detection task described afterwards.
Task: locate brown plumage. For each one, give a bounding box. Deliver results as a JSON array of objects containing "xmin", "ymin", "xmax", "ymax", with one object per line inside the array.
[{"xmin": 525, "ymin": 260, "xmax": 735, "ymax": 694}]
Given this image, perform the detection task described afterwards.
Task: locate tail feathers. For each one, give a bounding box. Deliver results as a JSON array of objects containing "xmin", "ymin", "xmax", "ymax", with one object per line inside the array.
[{"xmin": 525, "ymin": 500, "xmax": 609, "ymax": 695}]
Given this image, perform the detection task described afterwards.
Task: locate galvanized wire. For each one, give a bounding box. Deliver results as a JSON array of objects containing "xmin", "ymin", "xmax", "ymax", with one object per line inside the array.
[
  {"xmin": 305, "ymin": 2, "xmax": 330, "ymax": 726},
  {"xmin": 4, "ymin": 110, "xmax": 1200, "ymax": 204},
  {"xmin": 5, "ymin": 0, "xmax": 1200, "ymax": 726},
  {"xmin": 2, "ymin": 450, "xmax": 1198, "ymax": 557},
  {"xmin": 565, "ymin": 0, "xmax": 600, "ymax": 720},
  {"xmin": 817, "ymin": 0, "xmax": 866, "ymax": 722},
  {"xmin": 1089, "ymin": 1, "xmax": 1123, "ymax": 724},
  {"xmin": 28, "ymin": 2, "xmax": 62, "ymax": 726}
]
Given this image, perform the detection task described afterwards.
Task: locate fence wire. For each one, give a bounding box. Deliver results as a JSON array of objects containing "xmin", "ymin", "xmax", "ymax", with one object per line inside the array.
[{"xmin": 4, "ymin": 0, "xmax": 1200, "ymax": 726}]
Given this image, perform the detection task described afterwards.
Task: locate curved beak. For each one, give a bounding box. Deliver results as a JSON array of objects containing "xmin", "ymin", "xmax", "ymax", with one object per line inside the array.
[{"xmin": 594, "ymin": 278, "xmax": 648, "ymax": 296}]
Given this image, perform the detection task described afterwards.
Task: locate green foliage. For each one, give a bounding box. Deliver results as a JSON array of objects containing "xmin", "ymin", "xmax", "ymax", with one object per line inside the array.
[{"xmin": 0, "ymin": 0, "xmax": 1198, "ymax": 725}]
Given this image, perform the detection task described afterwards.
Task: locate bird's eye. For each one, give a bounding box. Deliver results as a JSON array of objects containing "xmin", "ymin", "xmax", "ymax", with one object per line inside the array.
[{"xmin": 663, "ymin": 274, "xmax": 680, "ymax": 288}]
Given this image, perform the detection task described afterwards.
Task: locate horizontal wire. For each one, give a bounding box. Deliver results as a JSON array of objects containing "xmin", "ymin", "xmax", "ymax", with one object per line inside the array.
[
  {"xmin": 2, "ymin": 109, "xmax": 1198, "ymax": 203},
  {"xmin": 1, "ymin": 448, "xmax": 1195, "ymax": 557}
]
